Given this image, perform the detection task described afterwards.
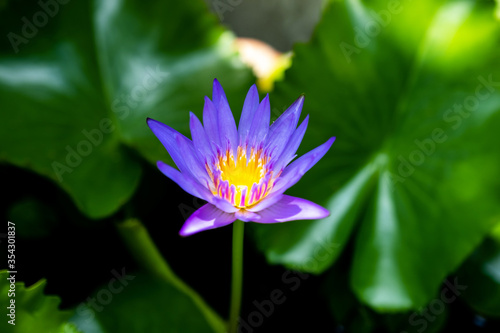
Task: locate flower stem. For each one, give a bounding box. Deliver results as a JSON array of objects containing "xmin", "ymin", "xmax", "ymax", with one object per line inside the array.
[{"xmin": 229, "ymin": 220, "xmax": 245, "ymax": 333}]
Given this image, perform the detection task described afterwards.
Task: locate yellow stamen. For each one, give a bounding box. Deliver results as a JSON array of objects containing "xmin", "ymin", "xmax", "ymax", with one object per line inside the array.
[{"xmin": 209, "ymin": 146, "xmax": 273, "ymax": 208}]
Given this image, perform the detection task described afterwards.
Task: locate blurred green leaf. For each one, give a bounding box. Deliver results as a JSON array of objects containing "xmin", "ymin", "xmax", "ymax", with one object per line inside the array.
[
  {"xmin": 72, "ymin": 271, "xmax": 221, "ymax": 333},
  {"xmin": 253, "ymin": 0, "xmax": 500, "ymax": 311},
  {"xmin": 325, "ymin": 255, "xmax": 448, "ymax": 333},
  {"xmin": 71, "ymin": 219, "xmax": 226, "ymax": 333},
  {"xmin": 115, "ymin": 218, "xmax": 226, "ymax": 332},
  {"xmin": 0, "ymin": 270, "xmax": 81, "ymax": 332},
  {"xmin": 0, "ymin": 0, "xmax": 253, "ymax": 219}
]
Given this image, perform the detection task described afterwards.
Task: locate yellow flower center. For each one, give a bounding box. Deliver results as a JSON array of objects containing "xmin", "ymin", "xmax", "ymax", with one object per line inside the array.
[{"xmin": 208, "ymin": 146, "xmax": 276, "ymax": 208}]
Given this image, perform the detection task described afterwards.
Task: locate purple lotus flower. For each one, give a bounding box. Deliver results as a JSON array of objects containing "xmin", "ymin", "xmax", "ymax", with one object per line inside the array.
[{"xmin": 147, "ymin": 79, "xmax": 335, "ymax": 236}]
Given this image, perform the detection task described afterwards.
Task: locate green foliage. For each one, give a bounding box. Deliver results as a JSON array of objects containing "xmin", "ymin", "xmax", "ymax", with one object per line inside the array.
[
  {"xmin": 114, "ymin": 218, "xmax": 226, "ymax": 332},
  {"xmin": 0, "ymin": 0, "xmax": 253, "ymax": 219},
  {"xmin": 253, "ymin": 0, "xmax": 500, "ymax": 311},
  {"xmin": 72, "ymin": 271, "xmax": 220, "ymax": 333},
  {"xmin": 70, "ymin": 219, "xmax": 225, "ymax": 333},
  {"xmin": 0, "ymin": 270, "xmax": 81, "ymax": 332}
]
